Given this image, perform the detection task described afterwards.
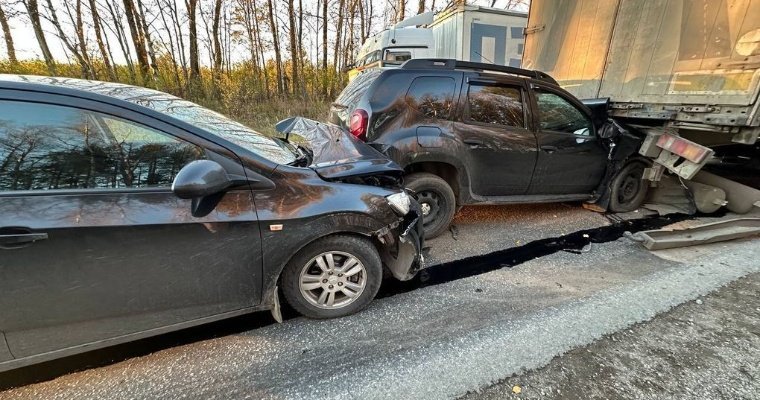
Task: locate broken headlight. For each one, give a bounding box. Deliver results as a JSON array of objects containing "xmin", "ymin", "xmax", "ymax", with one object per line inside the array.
[{"xmin": 386, "ymin": 191, "xmax": 411, "ymax": 215}]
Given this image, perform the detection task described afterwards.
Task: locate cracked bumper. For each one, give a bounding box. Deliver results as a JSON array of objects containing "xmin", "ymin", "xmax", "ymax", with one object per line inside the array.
[{"xmin": 377, "ymin": 200, "xmax": 425, "ymax": 281}]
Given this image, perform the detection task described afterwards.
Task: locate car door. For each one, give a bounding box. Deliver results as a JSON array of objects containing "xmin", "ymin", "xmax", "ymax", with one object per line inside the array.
[
  {"xmin": 0, "ymin": 95, "xmax": 262, "ymax": 360},
  {"xmin": 454, "ymin": 78, "xmax": 538, "ymax": 196},
  {"xmin": 526, "ymin": 86, "xmax": 608, "ymax": 195}
]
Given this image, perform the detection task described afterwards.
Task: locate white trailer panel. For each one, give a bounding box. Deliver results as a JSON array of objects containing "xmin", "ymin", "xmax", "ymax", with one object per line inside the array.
[{"xmin": 523, "ymin": 0, "xmax": 760, "ymax": 108}]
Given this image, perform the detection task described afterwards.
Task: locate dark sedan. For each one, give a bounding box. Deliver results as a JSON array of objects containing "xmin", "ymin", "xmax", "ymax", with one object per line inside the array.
[{"xmin": 0, "ymin": 76, "xmax": 423, "ymax": 372}]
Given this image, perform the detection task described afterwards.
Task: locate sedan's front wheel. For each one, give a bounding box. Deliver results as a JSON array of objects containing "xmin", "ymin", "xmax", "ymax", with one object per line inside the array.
[{"xmin": 281, "ymin": 235, "xmax": 382, "ymax": 319}]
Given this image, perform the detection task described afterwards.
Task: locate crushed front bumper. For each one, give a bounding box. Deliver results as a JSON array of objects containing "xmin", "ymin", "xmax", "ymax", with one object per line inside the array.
[{"xmin": 376, "ymin": 200, "xmax": 425, "ymax": 281}]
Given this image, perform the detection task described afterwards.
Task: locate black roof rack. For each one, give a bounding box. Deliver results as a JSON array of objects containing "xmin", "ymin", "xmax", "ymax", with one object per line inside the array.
[{"xmin": 400, "ymin": 58, "xmax": 558, "ymax": 85}]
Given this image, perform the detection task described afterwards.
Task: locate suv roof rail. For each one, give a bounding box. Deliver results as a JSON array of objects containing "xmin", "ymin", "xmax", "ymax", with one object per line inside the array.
[{"xmin": 400, "ymin": 58, "xmax": 558, "ymax": 85}]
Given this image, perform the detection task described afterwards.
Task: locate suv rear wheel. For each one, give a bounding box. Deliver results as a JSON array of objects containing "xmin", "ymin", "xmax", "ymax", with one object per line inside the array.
[{"xmin": 405, "ymin": 172, "xmax": 456, "ymax": 239}]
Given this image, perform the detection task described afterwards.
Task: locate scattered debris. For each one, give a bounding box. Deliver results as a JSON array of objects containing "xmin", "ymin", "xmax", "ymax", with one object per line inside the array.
[
  {"xmin": 512, "ymin": 385, "xmax": 522, "ymax": 394},
  {"xmin": 625, "ymin": 218, "xmax": 760, "ymax": 250}
]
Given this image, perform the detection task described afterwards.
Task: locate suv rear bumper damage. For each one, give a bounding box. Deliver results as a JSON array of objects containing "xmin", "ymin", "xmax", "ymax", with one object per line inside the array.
[{"xmin": 376, "ymin": 203, "xmax": 425, "ymax": 281}]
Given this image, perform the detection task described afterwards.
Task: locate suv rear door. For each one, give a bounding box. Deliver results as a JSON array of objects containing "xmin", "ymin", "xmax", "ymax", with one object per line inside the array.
[
  {"xmin": 454, "ymin": 76, "xmax": 538, "ymax": 196},
  {"xmin": 526, "ymin": 84, "xmax": 608, "ymax": 195}
]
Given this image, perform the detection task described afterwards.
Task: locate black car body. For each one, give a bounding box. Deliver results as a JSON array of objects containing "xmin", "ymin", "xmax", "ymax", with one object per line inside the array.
[
  {"xmin": 0, "ymin": 76, "xmax": 423, "ymax": 372},
  {"xmin": 330, "ymin": 59, "xmax": 647, "ymax": 238}
]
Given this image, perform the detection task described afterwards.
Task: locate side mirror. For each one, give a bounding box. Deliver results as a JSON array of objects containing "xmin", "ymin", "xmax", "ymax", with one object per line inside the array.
[
  {"xmin": 173, "ymin": 160, "xmax": 234, "ymax": 218},
  {"xmin": 172, "ymin": 160, "xmax": 233, "ymax": 199}
]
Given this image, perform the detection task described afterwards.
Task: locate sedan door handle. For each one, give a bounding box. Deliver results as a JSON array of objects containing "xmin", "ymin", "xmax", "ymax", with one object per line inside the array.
[
  {"xmin": 540, "ymin": 145, "xmax": 558, "ymax": 153},
  {"xmin": 0, "ymin": 232, "xmax": 48, "ymax": 249}
]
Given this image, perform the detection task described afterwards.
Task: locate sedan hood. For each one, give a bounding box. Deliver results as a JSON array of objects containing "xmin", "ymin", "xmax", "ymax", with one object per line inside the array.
[{"xmin": 275, "ymin": 117, "xmax": 402, "ymax": 180}]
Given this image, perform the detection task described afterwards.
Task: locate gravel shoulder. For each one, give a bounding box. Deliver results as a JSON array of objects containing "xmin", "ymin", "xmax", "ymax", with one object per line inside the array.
[{"xmin": 463, "ymin": 272, "xmax": 760, "ymax": 400}]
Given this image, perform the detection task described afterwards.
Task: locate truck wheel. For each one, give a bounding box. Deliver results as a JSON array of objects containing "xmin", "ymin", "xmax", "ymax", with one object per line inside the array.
[
  {"xmin": 281, "ymin": 235, "xmax": 382, "ymax": 319},
  {"xmin": 405, "ymin": 172, "xmax": 456, "ymax": 239},
  {"xmin": 608, "ymin": 161, "xmax": 649, "ymax": 213}
]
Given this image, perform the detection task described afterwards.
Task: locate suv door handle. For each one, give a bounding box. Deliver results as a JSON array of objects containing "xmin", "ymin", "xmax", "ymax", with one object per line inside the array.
[
  {"xmin": 540, "ymin": 145, "xmax": 558, "ymax": 153},
  {"xmin": 463, "ymin": 139, "xmax": 485, "ymax": 148},
  {"xmin": 0, "ymin": 230, "xmax": 48, "ymax": 249}
]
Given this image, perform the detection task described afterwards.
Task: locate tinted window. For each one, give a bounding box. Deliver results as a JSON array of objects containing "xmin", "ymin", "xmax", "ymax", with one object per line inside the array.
[
  {"xmin": 536, "ymin": 92, "xmax": 592, "ymax": 136},
  {"xmin": 406, "ymin": 77, "xmax": 455, "ymax": 119},
  {"xmin": 0, "ymin": 101, "xmax": 204, "ymax": 191},
  {"xmin": 385, "ymin": 51, "xmax": 412, "ymax": 65},
  {"xmin": 467, "ymin": 84, "xmax": 524, "ymax": 127}
]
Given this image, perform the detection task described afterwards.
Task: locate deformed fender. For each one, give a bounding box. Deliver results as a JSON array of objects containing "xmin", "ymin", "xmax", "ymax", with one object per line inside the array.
[
  {"xmin": 376, "ymin": 207, "xmax": 425, "ymax": 281},
  {"xmin": 594, "ymin": 125, "xmax": 648, "ymax": 209}
]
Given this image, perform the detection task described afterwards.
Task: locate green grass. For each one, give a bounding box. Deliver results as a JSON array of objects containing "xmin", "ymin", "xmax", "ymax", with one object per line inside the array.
[{"xmin": 231, "ymin": 98, "xmax": 332, "ymax": 137}]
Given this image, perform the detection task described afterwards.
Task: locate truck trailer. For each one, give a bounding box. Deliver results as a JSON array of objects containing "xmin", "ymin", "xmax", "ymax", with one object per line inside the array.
[{"xmin": 523, "ymin": 0, "xmax": 760, "ymax": 214}]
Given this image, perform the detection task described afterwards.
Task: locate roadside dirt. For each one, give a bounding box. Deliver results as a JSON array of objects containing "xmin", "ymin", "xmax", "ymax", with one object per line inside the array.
[{"xmin": 463, "ymin": 273, "xmax": 760, "ymax": 400}]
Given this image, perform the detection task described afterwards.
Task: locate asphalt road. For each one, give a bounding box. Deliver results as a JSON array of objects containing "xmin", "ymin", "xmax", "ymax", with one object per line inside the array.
[
  {"xmin": 463, "ymin": 272, "xmax": 760, "ymax": 400},
  {"xmin": 1, "ymin": 205, "xmax": 757, "ymax": 400}
]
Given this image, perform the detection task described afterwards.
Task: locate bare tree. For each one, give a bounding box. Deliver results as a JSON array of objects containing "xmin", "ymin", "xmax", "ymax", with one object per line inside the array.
[
  {"xmin": 44, "ymin": 0, "xmax": 92, "ymax": 77},
  {"xmin": 22, "ymin": 0, "xmax": 56, "ymax": 73},
  {"xmin": 88, "ymin": 0, "xmax": 116, "ymax": 80},
  {"xmin": 122, "ymin": 0, "xmax": 152, "ymax": 83},
  {"xmin": 0, "ymin": 1, "xmax": 17, "ymax": 64},
  {"xmin": 287, "ymin": 0, "xmax": 299, "ymax": 95},
  {"xmin": 187, "ymin": 0, "xmax": 201, "ymax": 89},
  {"xmin": 266, "ymin": 0, "xmax": 284, "ymax": 93}
]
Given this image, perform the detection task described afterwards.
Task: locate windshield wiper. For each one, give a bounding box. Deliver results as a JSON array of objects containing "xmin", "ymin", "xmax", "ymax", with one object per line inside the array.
[{"xmin": 287, "ymin": 144, "xmax": 313, "ymax": 167}]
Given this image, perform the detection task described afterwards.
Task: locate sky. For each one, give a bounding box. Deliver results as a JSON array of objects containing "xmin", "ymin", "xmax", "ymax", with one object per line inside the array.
[{"xmin": 1, "ymin": 0, "xmax": 529, "ymax": 66}]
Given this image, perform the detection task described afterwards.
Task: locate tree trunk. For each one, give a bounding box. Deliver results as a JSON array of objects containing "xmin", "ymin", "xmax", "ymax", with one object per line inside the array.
[
  {"xmin": 88, "ymin": 0, "xmax": 116, "ymax": 80},
  {"xmin": 0, "ymin": 2, "xmax": 17, "ymax": 64},
  {"xmin": 123, "ymin": 0, "xmax": 151, "ymax": 84},
  {"xmin": 74, "ymin": 0, "xmax": 95, "ymax": 78},
  {"xmin": 46, "ymin": 0, "xmax": 91, "ymax": 78},
  {"xmin": 266, "ymin": 0, "xmax": 284, "ymax": 94},
  {"xmin": 136, "ymin": 0, "xmax": 160, "ymax": 82},
  {"xmin": 212, "ymin": 0, "xmax": 223, "ymax": 72},
  {"xmin": 287, "ymin": 0, "xmax": 299, "ymax": 96},
  {"xmin": 105, "ymin": 1, "xmax": 137, "ymax": 82},
  {"xmin": 321, "ymin": 0, "xmax": 328, "ymax": 96},
  {"xmin": 417, "ymin": 0, "xmax": 425, "ymax": 14},
  {"xmin": 23, "ymin": 0, "xmax": 56, "ymax": 74},
  {"xmin": 187, "ymin": 0, "xmax": 201, "ymax": 91}
]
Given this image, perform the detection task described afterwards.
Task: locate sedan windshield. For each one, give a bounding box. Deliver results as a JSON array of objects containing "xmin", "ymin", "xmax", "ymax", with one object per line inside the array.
[{"xmin": 128, "ymin": 94, "xmax": 297, "ymax": 165}]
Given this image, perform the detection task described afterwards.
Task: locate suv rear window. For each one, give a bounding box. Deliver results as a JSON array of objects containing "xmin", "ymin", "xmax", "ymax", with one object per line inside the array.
[
  {"xmin": 406, "ymin": 77, "xmax": 456, "ymax": 119},
  {"xmin": 334, "ymin": 69, "xmax": 383, "ymax": 110}
]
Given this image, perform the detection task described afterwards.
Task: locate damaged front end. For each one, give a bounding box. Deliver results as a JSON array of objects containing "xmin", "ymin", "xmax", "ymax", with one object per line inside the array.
[
  {"xmin": 276, "ymin": 116, "xmax": 425, "ymax": 281},
  {"xmin": 374, "ymin": 199, "xmax": 425, "ymax": 281}
]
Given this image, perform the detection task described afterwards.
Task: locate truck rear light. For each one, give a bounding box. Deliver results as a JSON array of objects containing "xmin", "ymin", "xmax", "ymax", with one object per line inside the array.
[
  {"xmin": 349, "ymin": 109, "xmax": 369, "ymax": 141},
  {"xmin": 656, "ymin": 134, "xmax": 711, "ymax": 164}
]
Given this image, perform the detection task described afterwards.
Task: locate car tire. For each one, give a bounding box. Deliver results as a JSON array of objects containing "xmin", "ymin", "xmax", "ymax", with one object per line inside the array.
[
  {"xmin": 608, "ymin": 161, "xmax": 649, "ymax": 213},
  {"xmin": 280, "ymin": 235, "xmax": 382, "ymax": 319},
  {"xmin": 405, "ymin": 172, "xmax": 456, "ymax": 239}
]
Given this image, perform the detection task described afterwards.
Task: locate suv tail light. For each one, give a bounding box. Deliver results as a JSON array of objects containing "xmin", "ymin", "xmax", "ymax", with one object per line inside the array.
[{"xmin": 349, "ymin": 109, "xmax": 369, "ymax": 141}]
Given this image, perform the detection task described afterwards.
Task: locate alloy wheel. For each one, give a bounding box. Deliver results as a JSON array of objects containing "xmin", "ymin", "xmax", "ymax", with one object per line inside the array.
[{"xmin": 299, "ymin": 251, "xmax": 367, "ymax": 309}]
